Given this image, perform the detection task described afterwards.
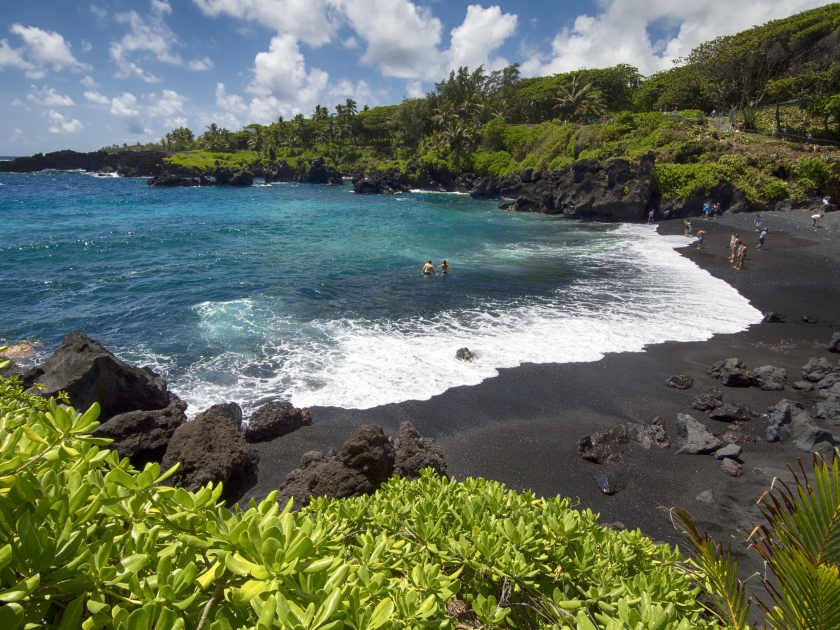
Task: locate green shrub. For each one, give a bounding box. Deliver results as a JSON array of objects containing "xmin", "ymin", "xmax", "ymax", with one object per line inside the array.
[
  {"xmin": 0, "ymin": 374, "xmax": 713, "ymax": 629},
  {"xmin": 655, "ymin": 163, "xmax": 733, "ymax": 200},
  {"xmin": 472, "ymin": 151, "xmax": 514, "ymax": 176},
  {"xmin": 793, "ymin": 156, "xmax": 838, "ymax": 192},
  {"xmin": 762, "ymin": 180, "xmax": 789, "ymax": 202}
]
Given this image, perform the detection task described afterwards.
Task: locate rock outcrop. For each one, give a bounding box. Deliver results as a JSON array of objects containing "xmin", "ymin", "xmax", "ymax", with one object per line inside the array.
[
  {"xmin": 160, "ymin": 403, "xmax": 258, "ymax": 495},
  {"xmin": 675, "ymin": 414, "xmax": 724, "ymax": 454},
  {"xmin": 24, "ymin": 331, "xmax": 169, "ymax": 422},
  {"xmin": 709, "ymin": 358, "xmax": 754, "ymax": 387},
  {"xmin": 276, "ymin": 423, "xmax": 445, "ymax": 508},
  {"xmin": 801, "ymin": 357, "xmax": 834, "ymax": 382},
  {"xmin": 0, "ymin": 150, "xmax": 166, "ymax": 176},
  {"xmin": 243, "ymin": 401, "xmax": 312, "ymax": 443},
  {"xmin": 753, "ymin": 365, "xmax": 787, "ymax": 391},
  {"xmin": 579, "ymin": 419, "xmax": 670, "ymax": 462},
  {"xmin": 811, "ymin": 396, "xmax": 840, "ymax": 426},
  {"xmin": 470, "ymin": 153, "xmax": 658, "ymax": 223},
  {"xmin": 709, "ymin": 403, "xmax": 752, "ymax": 423},
  {"xmin": 791, "ymin": 412, "xmax": 835, "ymax": 452},
  {"xmin": 264, "ymin": 158, "xmax": 342, "ymax": 185},
  {"xmin": 829, "ymin": 332, "xmax": 840, "ymax": 353},
  {"xmin": 353, "ymin": 170, "xmax": 411, "ymax": 194},
  {"xmin": 93, "ymin": 392, "xmax": 187, "ymax": 467},
  {"xmin": 691, "ymin": 390, "xmax": 723, "ymax": 412},
  {"xmin": 765, "ymin": 399, "xmax": 804, "ymax": 442}
]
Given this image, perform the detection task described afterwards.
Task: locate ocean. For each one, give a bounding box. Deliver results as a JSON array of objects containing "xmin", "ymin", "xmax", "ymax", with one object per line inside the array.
[{"xmin": 0, "ymin": 171, "xmax": 762, "ymax": 414}]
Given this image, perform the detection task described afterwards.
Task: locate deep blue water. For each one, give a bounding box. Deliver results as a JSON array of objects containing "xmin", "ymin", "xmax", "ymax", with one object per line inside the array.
[{"xmin": 0, "ymin": 172, "xmax": 761, "ymax": 411}]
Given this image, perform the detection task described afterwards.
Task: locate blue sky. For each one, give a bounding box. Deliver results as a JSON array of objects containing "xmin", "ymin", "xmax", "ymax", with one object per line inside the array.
[{"xmin": 0, "ymin": 0, "xmax": 832, "ymax": 154}]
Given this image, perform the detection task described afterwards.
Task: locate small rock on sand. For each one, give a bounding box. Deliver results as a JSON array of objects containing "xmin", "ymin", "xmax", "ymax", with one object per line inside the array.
[
  {"xmin": 828, "ymin": 332, "xmax": 840, "ymax": 353},
  {"xmin": 666, "ymin": 375, "xmax": 693, "ymax": 389},
  {"xmin": 714, "ymin": 444, "xmax": 742, "ymax": 460},
  {"xmin": 709, "ymin": 403, "xmax": 751, "ymax": 422},
  {"xmin": 710, "ymin": 358, "xmax": 754, "ymax": 387},
  {"xmin": 594, "ymin": 470, "xmax": 625, "ymax": 495},
  {"xmin": 455, "ymin": 347, "xmax": 475, "ymax": 362},
  {"xmin": 691, "ymin": 390, "xmax": 723, "ymax": 412},
  {"xmin": 753, "ymin": 365, "xmax": 787, "ymax": 391},
  {"xmin": 695, "ymin": 490, "xmax": 715, "ymax": 504},
  {"xmin": 801, "ymin": 357, "xmax": 834, "ymax": 382},
  {"xmin": 675, "ymin": 414, "xmax": 723, "ymax": 454},
  {"xmin": 792, "ymin": 381, "xmax": 814, "ymax": 391},
  {"xmin": 721, "ymin": 459, "xmax": 744, "ymax": 477}
]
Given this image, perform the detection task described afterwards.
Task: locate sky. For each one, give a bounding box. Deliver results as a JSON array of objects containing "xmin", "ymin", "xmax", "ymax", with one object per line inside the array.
[{"xmin": 0, "ymin": 0, "xmax": 833, "ymax": 154}]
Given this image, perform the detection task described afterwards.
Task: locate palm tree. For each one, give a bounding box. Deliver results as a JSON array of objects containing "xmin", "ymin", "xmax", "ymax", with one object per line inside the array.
[
  {"xmin": 459, "ymin": 92, "xmax": 482, "ymax": 123},
  {"xmin": 555, "ymin": 75, "xmax": 607, "ymax": 122},
  {"xmin": 344, "ymin": 98, "xmax": 358, "ymax": 117},
  {"xmin": 442, "ymin": 117, "xmax": 473, "ymax": 153},
  {"xmin": 432, "ymin": 102, "xmax": 457, "ymax": 130},
  {"xmin": 246, "ymin": 126, "xmax": 268, "ymax": 153},
  {"xmin": 311, "ymin": 105, "xmax": 329, "ymax": 121},
  {"xmin": 293, "ymin": 113, "xmax": 308, "ymax": 147}
]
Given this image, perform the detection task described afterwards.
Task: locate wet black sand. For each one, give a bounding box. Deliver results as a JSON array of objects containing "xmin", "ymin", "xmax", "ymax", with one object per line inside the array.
[{"xmin": 245, "ymin": 208, "xmax": 840, "ymax": 569}]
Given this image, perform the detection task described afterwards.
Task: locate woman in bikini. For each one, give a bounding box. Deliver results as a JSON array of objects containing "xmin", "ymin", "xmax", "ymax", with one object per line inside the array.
[{"xmin": 437, "ymin": 260, "xmax": 451, "ymax": 274}]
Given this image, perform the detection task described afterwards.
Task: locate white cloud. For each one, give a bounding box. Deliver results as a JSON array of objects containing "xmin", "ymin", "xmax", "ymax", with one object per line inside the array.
[
  {"xmin": 84, "ymin": 90, "xmax": 111, "ymax": 104},
  {"xmin": 110, "ymin": 92, "xmax": 147, "ymax": 133},
  {"xmin": 522, "ymin": 0, "xmax": 829, "ymax": 76},
  {"xmin": 342, "ymin": 36, "xmax": 358, "ymax": 49},
  {"xmin": 80, "ymin": 74, "xmax": 99, "ymax": 88},
  {"xmin": 448, "ymin": 5, "xmax": 517, "ymax": 72},
  {"xmin": 405, "ymin": 80, "xmax": 423, "ymax": 98},
  {"xmin": 328, "ymin": 78, "xmax": 381, "ymax": 107},
  {"xmin": 11, "ymin": 98, "xmax": 24, "ymax": 106},
  {"xmin": 0, "ymin": 24, "xmax": 90, "ymax": 79},
  {"xmin": 188, "ymin": 57, "xmax": 214, "ymax": 71},
  {"xmin": 245, "ymin": 34, "xmax": 329, "ymax": 120},
  {"xmin": 148, "ymin": 89, "xmax": 188, "ymax": 127},
  {"xmin": 90, "ymin": 5, "xmax": 108, "ymax": 20},
  {"xmin": 192, "ymin": 0, "xmax": 340, "ymax": 47},
  {"xmin": 216, "ymin": 82, "xmax": 248, "ymax": 113},
  {"xmin": 341, "ymin": 0, "xmax": 443, "ymax": 80},
  {"xmin": 110, "ymin": 0, "xmax": 181, "ymax": 81},
  {"xmin": 10, "ymin": 128, "xmax": 25, "ymax": 142},
  {"xmin": 81, "ymin": 39, "xmax": 92, "ymax": 52},
  {"xmin": 27, "ymin": 85, "xmax": 75, "ymax": 106},
  {"xmin": 48, "ymin": 110, "xmax": 83, "ymax": 133}
]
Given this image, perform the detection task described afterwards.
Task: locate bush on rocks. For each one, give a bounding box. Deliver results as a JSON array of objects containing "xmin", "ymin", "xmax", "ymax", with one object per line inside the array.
[{"xmin": 0, "ymin": 375, "xmax": 716, "ymax": 630}]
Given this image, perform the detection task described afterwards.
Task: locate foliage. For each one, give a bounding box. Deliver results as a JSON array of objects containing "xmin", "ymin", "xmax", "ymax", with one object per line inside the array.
[
  {"xmin": 0, "ymin": 374, "xmax": 713, "ymax": 630},
  {"xmin": 673, "ymin": 451, "xmax": 840, "ymax": 630},
  {"xmin": 655, "ymin": 163, "xmax": 734, "ymax": 201}
]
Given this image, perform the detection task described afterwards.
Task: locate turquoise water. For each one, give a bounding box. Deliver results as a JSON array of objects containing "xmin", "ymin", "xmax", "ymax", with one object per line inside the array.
[{"xmin": 0, "ymin": 171, "xmax": 762, "ymax": 412}]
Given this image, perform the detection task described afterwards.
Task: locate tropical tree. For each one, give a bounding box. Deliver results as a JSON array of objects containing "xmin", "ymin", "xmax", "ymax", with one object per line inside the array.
[
  {"xmin": 311, "ymin": 105, "xmax": 330, "ymax": 121},
  {"xmin": 344, "ymin": 98, "xmax": 358, "ymax": 117},
  {"xmin": 673, "ymin": 451, "xmax": 840, "ymax": 630},
  {"xmin": 431, "ymin": 102, "xmax": 457, "ymax": 129},
  {"xmin": 555, "ymin": 75, "xmax": 607, "ymax": 122}
]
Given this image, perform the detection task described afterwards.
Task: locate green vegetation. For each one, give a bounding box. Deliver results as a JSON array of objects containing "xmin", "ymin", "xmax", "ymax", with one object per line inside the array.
[
  {"xmin": 673, "ymin": 451, "xmax": 840, "ymax": 630},
  {"xmin": 0, "ymin": 369, "xmax": 714, "ymax": 629},
  {"xmin": 103, "ymin": 4, "xmax": 840, "ymax": 204}
]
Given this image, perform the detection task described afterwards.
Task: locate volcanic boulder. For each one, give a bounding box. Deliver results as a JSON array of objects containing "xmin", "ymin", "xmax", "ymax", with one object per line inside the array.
[
  {"xmin": 709, "ymin": 358, "xmax": 754, "ymax": 387},
  {"xmin": 801, "ymin": 357, "xmax": 834, "ymax": 382},
  {"xmin": 709, "ymin": 403, "xmax": 752, "ymax": 423},
  {"xmin": 393, "ymin": 421, "xmax": 447, "ymax": 479},
  {"xmin": 753, "ymin": 366, "xmax": 787, "ymax": 391},
  {"xmin": 675, "ymin": 414, "xmax": 724, "ymax": 454},
  {"xmin": 829, "ymin": 332, "xmax": 840, "ymax": 353},
  {"xmin": 24, "ymin": 331, "xmax": 169, "ymax": 422},
  {"xmin": 243, "ymin": 401, "xmax": 312, "ymax": 443},
  {"xmin": 93, "ymin": 392, "xmax": 187, "ymax": 468},
  {"xmin": 765, "ymin": 399, "xmax": 804, "ymax": 442},
  {"xmin": 160, "ymin": 403, "xmax": 258, "ymax": 496},
  {"xmin": 691, "ymin": 390, "xmax": 724, "ymax": 412},
  {"xmin": 791, "ymin": 413, "xmax": 835, "ymax": 452}
]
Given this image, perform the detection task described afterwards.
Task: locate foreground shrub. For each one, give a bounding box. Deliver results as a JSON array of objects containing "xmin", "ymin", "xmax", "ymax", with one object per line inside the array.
[{"xmin": 0, "ymin": 373, "xmax": 712, "ymax": 629}]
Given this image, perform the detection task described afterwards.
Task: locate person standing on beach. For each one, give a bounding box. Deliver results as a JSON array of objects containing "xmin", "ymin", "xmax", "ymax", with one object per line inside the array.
[
  {"xmin": 757, "ymin": 228, "xmax": 767, "ymax": 250},
  {"xmin": 754, "ymin": 214, "xmax": 763, "ymax": 231},
  {"xmin": 734, "ymin": 244, "xmax": 747, "ymax": 270},
  {"xmin": 437, "ymin": 260, "xmax": 451, "ymax": 274},
  {"xmin": 713, "ymin": 202, "xmax": 720, "ymax": 218},
  {"xmin": 696, "ymin": 228, "xmax": 706, "ymax": 249},
  {"xmin": 423, "ymin": 260, "xmax": 435, "ymax": 275},
  {"xmin": 812, "ymin": 213, "xmax": 824, "ymax": 227},
  {"xmin": 730, "ymin": 234, "xmax": 741, "ymax": 264},
  {"xmin": 648, "ymin": 209, "xmax": 655, "ymax": 224},
  {"xmin": 684, "ymin": 219, "xmax": 690, "ymax": 236}
]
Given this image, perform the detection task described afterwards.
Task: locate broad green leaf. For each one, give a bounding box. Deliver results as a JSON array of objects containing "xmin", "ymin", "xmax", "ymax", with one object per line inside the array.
[
  {"xmin": 0, "ymin": 602, "xmax": 24, "ymax": 630},
  {"xmin": 368, "ymin": 598, "xmax": 394, "ymax": 630},
  {"xmin": 57, "ymin": 594, "xmax": 85, "ymax": 630},
  {"xmin": 0, "ymin": 574, "xmax": 40, "ymax": 602}
]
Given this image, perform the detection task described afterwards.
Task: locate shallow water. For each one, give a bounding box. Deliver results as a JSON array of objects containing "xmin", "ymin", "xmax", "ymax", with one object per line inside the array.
[{"xmin": 0, "ymin": 172, "xmax": 762, "ymax": 413}]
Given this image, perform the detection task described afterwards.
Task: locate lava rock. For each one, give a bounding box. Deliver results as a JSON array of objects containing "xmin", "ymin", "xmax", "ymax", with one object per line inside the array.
[
  {"xmin": 579, "ymin": 425, "xmax": 630, "ymax": 463},
  {"xmin": 392, "ymin": 421, "xmax": 447, "ymax": 479},
  {"xmin": 709, "ymin": 403, "xmax": 751, "ymax": 422},
  {"xmin": 721, "ymin": 459, "xmax": 744, "ymax": 477},
  {"xmin": 792, "ymin": 381, "xmax": 814, "ymax": 391},
  {"xmin": 24, "ymin": 331, "xmax": 169, "ymax": 422},
  {"xmin": 801, "ymin": 357, "xmax": 834, "ymax": 382},
  {"xmin": 714, "ymin": 444, "xmax": 742, "ymax": 460},
  {"xmin": 709, "ymin": 358, "xmax": 754, "ymax": 387},
  {"xmin": 828, "ymin": 332, "xmax": 840, "ymax": 353},
  {"xmin": 810, "ymin": 396, "xmax": 840, "ymax": 426},
  {"xmin": 93, "ymin": 392, "xmax": 187, "ymax": 468},
  {"xmin": 666, "ymin": 375, "xmax": 694, "ymax": 389},
  {"xmin": 723, "ymin": 428, "xmax": 760, "ymax": 445},
  {"xmin": 762, "ymin": 312, "xmax": 786, "ymax": 323},
  {"xmin": 243, "ymin": 401, "xmax": 312, "ymax": 443},
  {"xmin": 594, "ymin": 471, "xmax": 626, "ymax": 495},
  {"xmin": 791, "ymin": 412, "xmax": 835, "ymax": 452},
  {"xmin": 276, "ymin": 424, "xmax": 397, "ymax": 509},
  {"xmin": 625, "ymin": 418, "xmax": 671, "ymax": 449},
  {"xmin": 147, "ymin": 174, "xmax": 199, "ymax": 187},
  {"xmin": 822, "ymin": 383, "xmax": 840, "ymax": 398},
  {"xmin": 691, "ymin": 390, "xmax": 724, "ymax": 412},
  {"xmin": 675, "ymin": 414, "xmax": 724, "ymax": 454},
  {"xmin": 455, "ymin": 348, "xmax": 476, "ymax": 362},
  {"xmin": 160, "ymin": 403, "xmax": 258, "ymax": 497},
  {"xmin": 765, "ymin": 399, "xmax": 804, "ymax": 442},
  {"xmin": 753, "ymin": 365, "xmax": 787, "ymax": 391},
  {"xmin": 816, "ymin": 373, "xmax": 840, "ymax": 392}
]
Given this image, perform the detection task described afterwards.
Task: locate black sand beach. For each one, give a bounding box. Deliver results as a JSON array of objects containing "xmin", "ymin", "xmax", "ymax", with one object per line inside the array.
[{"xmin": 246, "ymin": 208, "xmax": 840, "ymax": 571}]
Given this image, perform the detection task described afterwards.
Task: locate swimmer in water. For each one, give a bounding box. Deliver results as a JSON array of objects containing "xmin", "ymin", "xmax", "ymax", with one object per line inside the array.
[
  {"xmin": 423, "ymin": 260, "xmax": 435, "ymax": 275},
  {"xmin": 438, "ymin": 260, "xmax": 451, "ymax": 274}
]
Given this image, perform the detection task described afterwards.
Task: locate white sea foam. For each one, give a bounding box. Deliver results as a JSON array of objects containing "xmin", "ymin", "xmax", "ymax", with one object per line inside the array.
[{"xmin": 149, "ymin": 224, "xmax": 761, "ymax": 414}]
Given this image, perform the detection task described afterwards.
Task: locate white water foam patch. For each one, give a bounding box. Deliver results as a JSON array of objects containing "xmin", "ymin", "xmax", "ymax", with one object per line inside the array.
[{"xmin": 163, "ymin": 224, "xmax": 762, "ymax": 413}]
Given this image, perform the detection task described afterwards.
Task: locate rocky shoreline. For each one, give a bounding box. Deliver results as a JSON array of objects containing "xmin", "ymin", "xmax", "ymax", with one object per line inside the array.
[{"xmin": 4, "ymin": 149, "xmax": 835, "ymax": 221}]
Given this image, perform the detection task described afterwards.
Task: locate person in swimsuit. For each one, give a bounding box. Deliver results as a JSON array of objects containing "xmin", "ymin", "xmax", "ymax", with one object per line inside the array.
[
  {"xmin": 696, "ymin": 228, "xmax": 706, "ymax": 249},
  {"xmin": 423, "ymin": 260, "xmax": 435, "ymax": 275},
  {"xmin": 683, "ymin": 219, "xmax": 690, "ymax": 236},
  {"xmin": 729, "ymin": 233, "xmax": 740, "ymax": 264},
  {"xmin": 437, "ymin": 260, "xmax": 451, "ymax": 274},
  {"xmin": 757, "ymin": 228, "xmax": 766, "ymax": 250},
  {"xmin": 734, "ymin": 244, "xmax": 747, "ymax": 270}
]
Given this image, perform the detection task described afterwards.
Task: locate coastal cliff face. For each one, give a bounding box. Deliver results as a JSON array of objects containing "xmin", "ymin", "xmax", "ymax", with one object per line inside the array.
[{"xmin": 0, "ymin": 149, "xmax": 167, "ymax": 177}]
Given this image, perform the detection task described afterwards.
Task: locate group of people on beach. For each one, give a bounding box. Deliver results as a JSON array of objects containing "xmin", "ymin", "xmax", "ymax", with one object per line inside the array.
[
  {"xmin": 422, "ymin": 260, "xmax": 451, "ymax": 275},
  {"xmin": 702, "ymin": 201, "xmax": 721, "ymax": 219}
]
